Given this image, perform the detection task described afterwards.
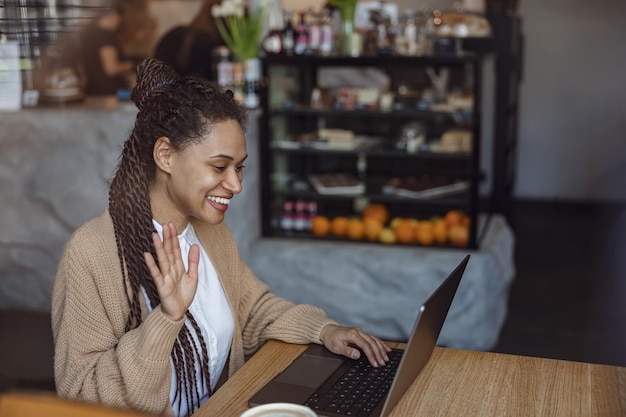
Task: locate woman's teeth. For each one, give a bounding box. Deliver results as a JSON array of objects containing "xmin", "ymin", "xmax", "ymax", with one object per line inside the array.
[{"xmin": 207, "ymin": 196, "xmax": 230, "ymax": 205}]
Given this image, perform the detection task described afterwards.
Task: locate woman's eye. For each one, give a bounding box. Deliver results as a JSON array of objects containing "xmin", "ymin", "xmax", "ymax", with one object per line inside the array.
[
  {"xmin": 213, "ymin": 166, "xmax": 226, "ymax": 172},
  {"xmin": 237, "ymin": 165, "xmax": 246, "ymax": 172}
]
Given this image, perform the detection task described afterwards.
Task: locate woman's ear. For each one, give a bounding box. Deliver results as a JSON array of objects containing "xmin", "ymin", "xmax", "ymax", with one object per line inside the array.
[{"xmin": 153, "ymin": 136, "xmax": 173, "ymax": 173}]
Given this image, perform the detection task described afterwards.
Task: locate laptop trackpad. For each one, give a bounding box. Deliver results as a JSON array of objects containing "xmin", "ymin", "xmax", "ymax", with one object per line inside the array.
[{"xmin": 274, "ymin": 354, "xmax": 344, "ymax": 388}]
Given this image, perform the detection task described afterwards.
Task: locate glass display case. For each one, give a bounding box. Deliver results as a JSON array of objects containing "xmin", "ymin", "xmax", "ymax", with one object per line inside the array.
[{"xmin": 259, "ymin": 52, "xmax": 493, "ymax": 248}]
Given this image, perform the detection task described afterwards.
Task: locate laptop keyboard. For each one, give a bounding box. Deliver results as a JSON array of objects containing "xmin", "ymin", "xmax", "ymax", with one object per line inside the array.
[{"xmin": 304, "ymin": 349, "xmax": 404, "ymax": 416}]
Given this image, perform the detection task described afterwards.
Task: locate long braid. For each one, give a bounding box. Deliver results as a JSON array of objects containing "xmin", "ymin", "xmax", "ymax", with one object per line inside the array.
[
  {"xmin": 110, "ymin": 127, "xmax": 156, "ymax": 330},
  {"xmin": 171, "ymin": 341, "xmax": 184, "ymax": 411},
  {"xmin": 187, "ymin": 313, "xmax": 211, "ymax": 391},
  {"xmin": 108, "ymin": 59, "xmax": 247, "ymax": 416}
]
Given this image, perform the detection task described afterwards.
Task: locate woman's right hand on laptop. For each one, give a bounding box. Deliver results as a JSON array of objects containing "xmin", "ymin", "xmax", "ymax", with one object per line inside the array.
[{"xmin": 320, "ymin": 324, "xmax": 392, "ymax": 367}]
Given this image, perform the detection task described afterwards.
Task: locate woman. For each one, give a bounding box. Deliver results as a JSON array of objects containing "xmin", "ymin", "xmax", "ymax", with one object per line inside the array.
[
  {"xmin": 154, "ymin": 0, "xmax": 224, "ymax": 79},
  {"xmin": 79, "ymin": 0, "xmax": 134, "ymax": 94},
  {"xmin": 51, "ymin": 59, "xmax": 390, "ymax": 417}
]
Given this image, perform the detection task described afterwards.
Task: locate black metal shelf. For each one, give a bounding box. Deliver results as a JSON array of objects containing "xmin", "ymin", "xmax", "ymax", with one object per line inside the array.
[
  {"xmin": 268, "ymin": 107, "xmax": 473, "ymax": 122},
  {"xmin": 271, "ymin": 145, "xmax": 473, "ymax": 160},
  {"xmin": 271, "ymin": 188, "xmax": 472, "ymax": 207},
  {"xmin": 262, "ymin": 51, "xmax": 490, "ymax": 66},
  {"xmin": 260, "ymin": 53, "xmax": 489, "ymax": 249}
]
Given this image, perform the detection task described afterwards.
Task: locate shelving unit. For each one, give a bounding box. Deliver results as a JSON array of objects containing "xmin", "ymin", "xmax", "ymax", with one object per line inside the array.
[{"xmin": 259, "ymin": 51, "xmax": 495, "ymax": 249}]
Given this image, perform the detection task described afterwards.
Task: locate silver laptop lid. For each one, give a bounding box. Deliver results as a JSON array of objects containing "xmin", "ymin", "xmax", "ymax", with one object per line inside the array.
[{"xmin": 379, "ymin": 254, "xmax": 470, "ymax": 417}]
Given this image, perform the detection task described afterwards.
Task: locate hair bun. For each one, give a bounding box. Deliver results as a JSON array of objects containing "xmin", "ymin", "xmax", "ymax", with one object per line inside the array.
[{"xmin": 132, "ymin": 59, "xmax": 179, "ymax": 110}]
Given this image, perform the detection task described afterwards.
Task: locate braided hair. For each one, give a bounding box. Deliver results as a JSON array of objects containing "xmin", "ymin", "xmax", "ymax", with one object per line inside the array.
[{"xmin": 108, "ymin": 59, "xmax": 247, "ymax": 416}]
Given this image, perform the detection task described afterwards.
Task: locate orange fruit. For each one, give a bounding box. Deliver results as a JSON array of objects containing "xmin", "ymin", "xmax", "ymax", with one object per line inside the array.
[
  {"xmin": 394, "ymin": 219, "xmax": 416, "ymax": 244},
  {"xmin": 444, "ymin": 210, "xmax": 464, "ymax": 227},
  {"xmin": 362, "ymin": 203, "xmax": 389, "ymax": 225},
  {"xmin": 311, "ymin": 215, "xmax": 331, "ymax": 237},
  {"xmin": 389, "ymin": 217, "xmax": 404, "ymax": 230},
  {"xmin": 346, "ymin": 218, "xmax": 365, "ymax": 240},
  {"xmin": 414, "ymin": 220, "xmax": 435, "ymax": 246},
  {"xmin": 448, "ymin": 224, "xmax": 470, "ymax": 247},
  {"xmin": 432, "ymin": 218, "xmax": 448, "ymax": 244},
  {"xmin": 331, "ymin": 216, "xmax": 350, "ymax": 238},
  {"xmin": 363, "ymin": 218, "xmax": 384, "ymax": 241},
  {"xmin": 460, "ymin": 214, "xmax": 471, "ymax": 228},
  {"xmin": 379, "ymin": 227, "xmax": 396, "ymax": 244}
]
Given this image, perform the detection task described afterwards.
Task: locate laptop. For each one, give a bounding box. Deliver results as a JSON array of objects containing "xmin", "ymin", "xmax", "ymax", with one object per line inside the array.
[{"xmin": 248, "ymin": 254, "xmax": 470, "ymax": 417}]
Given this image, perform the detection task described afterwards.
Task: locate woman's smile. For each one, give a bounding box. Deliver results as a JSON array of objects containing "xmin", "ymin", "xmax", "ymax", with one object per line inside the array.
[{"xmin": 207, "ymin": 195, "xmax": 231, "ymax": 212}]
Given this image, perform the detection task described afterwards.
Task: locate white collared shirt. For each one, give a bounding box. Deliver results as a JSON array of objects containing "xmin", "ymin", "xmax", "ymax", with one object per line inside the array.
[{"xmin": 146, "ymin": 221, "xmax": 235, "ymax": 417}]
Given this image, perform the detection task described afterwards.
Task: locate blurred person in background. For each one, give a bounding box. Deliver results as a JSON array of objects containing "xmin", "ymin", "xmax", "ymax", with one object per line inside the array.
[
  {"xmin": 154, "ymin": 0, "xmax": 224, "ymax": 79},
  {"xmin": 80, "ymin": 0, "xmax": 156, "ymax": 95},
  {"xmin": 118, "ymin": 0, "xmax": 158, "ymax": 60}
]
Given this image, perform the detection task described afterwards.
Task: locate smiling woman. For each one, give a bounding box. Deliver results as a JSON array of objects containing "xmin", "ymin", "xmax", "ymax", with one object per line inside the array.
[
  {"xmin": 51, "ymin": 59, "xmax": 392, "ymax": 417},
  {"xmin": 150, "ymin": 118, "xmax": 247, "ymax": 228}
]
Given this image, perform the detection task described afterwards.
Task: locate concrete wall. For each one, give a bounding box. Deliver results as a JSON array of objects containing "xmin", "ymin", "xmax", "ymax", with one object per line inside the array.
[{"xmin": 515, "ymin": 0, "xmax": 626, "ymax": 202}]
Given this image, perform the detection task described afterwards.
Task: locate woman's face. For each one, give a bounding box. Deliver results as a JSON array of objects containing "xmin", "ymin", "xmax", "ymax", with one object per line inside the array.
[{"xmin": 157, "ymin": 119, "xmax": 247, "ymax": 226}]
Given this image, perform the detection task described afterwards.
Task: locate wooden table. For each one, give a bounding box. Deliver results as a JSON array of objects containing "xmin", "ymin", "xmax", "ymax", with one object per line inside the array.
[
  {"xmin": 195, "ymin": 340, "xmax": 626, "ymax": 417},
  {"xmin": 0, "ymin": 391, "xmax": 155, "ymax": 417}
]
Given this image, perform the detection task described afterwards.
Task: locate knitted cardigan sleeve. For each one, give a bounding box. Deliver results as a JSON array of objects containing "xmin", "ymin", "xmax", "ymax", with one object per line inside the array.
[{"xmin": 51, "ymin": 214, "xmax": 181, "ymax": 416}]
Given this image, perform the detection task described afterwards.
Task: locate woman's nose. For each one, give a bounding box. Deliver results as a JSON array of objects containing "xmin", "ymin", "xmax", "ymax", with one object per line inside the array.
[{"xmin": 224, "ymin": 170, "xmax": 243, "ymax": 194}]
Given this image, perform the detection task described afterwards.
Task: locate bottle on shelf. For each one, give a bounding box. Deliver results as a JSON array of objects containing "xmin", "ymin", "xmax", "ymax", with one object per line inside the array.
[
  {"xmin": 215, "ymin": 46, "xmax": 234, "ymax": 92},
  {"xmin": 231, "ymin": 62, "xmax": 245, "ymax": 105},
  {"xmin": 261, "ymin": 0, "xmax": 284, "ymax": 56},
  {"xmin": 243, "ymin": 57, "xmax": 261, "ymax": 108},
  {"xmin": 306, "ymin": 201, "xmax": 318, "ymax": 231},
  {"xmin": 294, "ymin": 200, "xmax": 307, "ymax": 231},
  {"xmin": 280, "ymin": 200, "xmax": 295, "ymax": 231},
  {"xmin": 319, "ymin": 9, "xmax": 334, "ymax": 56},
  {"xmin": 394, "ymin": 9, "xmax": 418, "ymax": 56},
  {"xmin": 281, "ymin": 9, "xmax": 295, "ymax": 56},
  {"xmin": 404, "ymin": 10, "xmax": 418, "ymax": 56},
  {"xmin": 294, "ymin": 10, "xmax": 309, "ymax": 55},
  {"xmin": 307, "ymin": 9, "xmax": 321, "ymax": 55}
]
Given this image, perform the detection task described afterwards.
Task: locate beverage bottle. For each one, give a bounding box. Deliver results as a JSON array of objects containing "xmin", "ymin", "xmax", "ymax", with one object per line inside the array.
[
  {"xmin": 215, "ymin": 47, "xmax": 234, "ymax": 92},
  {"xmin": 243, "ymin": 58, "xmax": 260, "ymax": 108},
  {"xmin": 319, "ymin": 9, "xmax": 334, "ymax": 56},
  {"xmin": 262, "ymin": 1, "xmax": 284, "ymax": 55},
  {"xmin": 281, "ymin": 200, "xmax": 295, "ymax": 230},
  {"xmin": 306, "ymin": 201, "xmax": 318, "ymax": 230},
  {"xmin": 231, "ymin": 62, "xmax": 245, "ymax": 105},
  {"xmin": 281, "ymin": 9, "xmax": 295, "ymax": 56},
  {"xmin": 307, "ymin": 10, "xmax": 321, "ymax": 55},
  {"xmin": 294, "ymin": 11, "xmax": 309, "ymax": 55},
  {"xmin": 403, "ymin": 10, "xmax": 418, "ymax": 55},
  {"xmin": 294, "ymin": 200, "xmax": 307, "ymax": 231}
]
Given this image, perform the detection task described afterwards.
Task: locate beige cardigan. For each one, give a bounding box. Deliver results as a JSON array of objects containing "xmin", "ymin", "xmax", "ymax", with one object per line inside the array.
[{"xmin": 52, "ymin": 210, "xmax": 336, "ymax": 416}]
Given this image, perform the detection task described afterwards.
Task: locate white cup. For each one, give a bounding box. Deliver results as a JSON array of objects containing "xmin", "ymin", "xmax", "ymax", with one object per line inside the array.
[{"xmin": 240, "ymin": 402, "xmax": 318, "ymax": 417}]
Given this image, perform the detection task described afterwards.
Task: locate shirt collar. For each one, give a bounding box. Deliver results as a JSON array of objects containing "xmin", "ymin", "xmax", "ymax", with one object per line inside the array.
[{"xmin": 151, "ymin": 220, "xmax": 192, "ymax": 241}]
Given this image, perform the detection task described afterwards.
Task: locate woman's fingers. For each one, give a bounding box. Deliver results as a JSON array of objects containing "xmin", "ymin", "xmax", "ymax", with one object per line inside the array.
[
  {"xmin": 148, "ymin": 223, "xmax": 182, "ymax": 291},
  {"xmin": 320, "ymin": 324, "xmax": 391, "ymax": 368},
  {"xmin": 162, "ymin": 222, "xmax": 176, "ymax": 265},
  {"xmin": 145, "ymin": 223, "xmax": 198, "ymax": 321},
  {"xmin": 187, "ymin": 243, "xmax": 200, "ymax": 282}
]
